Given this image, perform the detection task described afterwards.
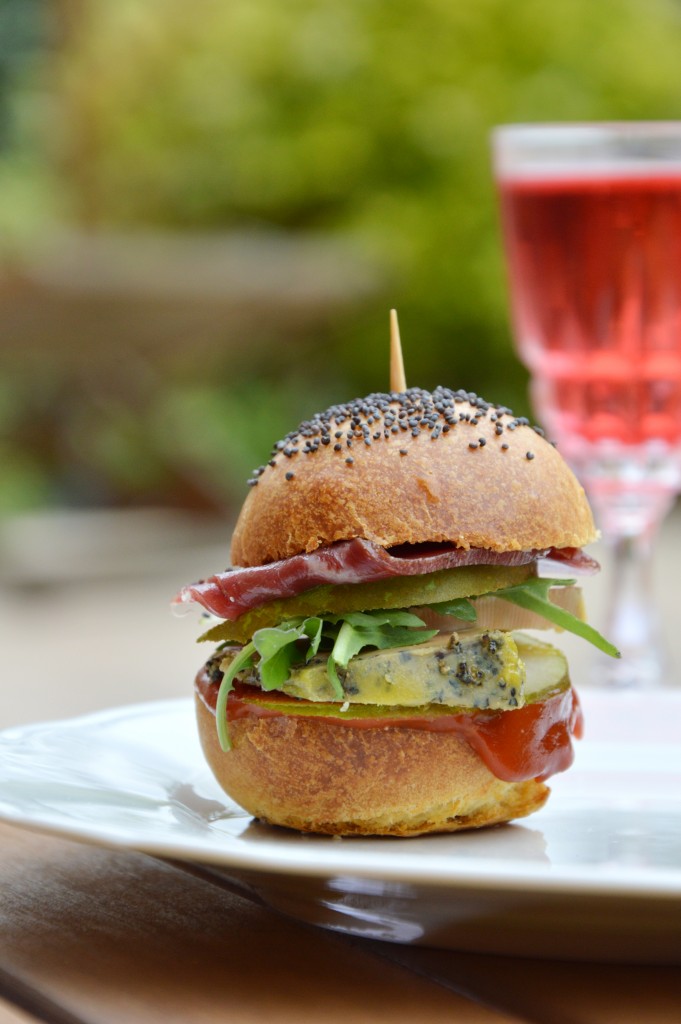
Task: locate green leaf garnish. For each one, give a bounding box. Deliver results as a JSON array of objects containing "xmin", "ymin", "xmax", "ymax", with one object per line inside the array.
[
  {"xmin": 214, "ymin": 609, "xmax": 437, "ymax": 749},
  {"xmin": 252, "ymin": 617, "xmax": 325, "ymax": 690},
  {"xmin": 323, "ymin": 610, "xmax": 437, "ymax": 697},
  {"xmin": 493, "ymin": 577, "xmax": 621, "ymax": 659},
  {"xmin": 427, "ymin": 597, "xmax": 478, "ymax": 620},
  {"xmin": 215, "ymin": 641, "xmax": 255, "ymax": 751}
]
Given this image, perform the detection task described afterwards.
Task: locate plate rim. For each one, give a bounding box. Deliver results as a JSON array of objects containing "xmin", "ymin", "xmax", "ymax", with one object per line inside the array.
[{"xmin": 1, "ymin": 696, "xmax": 681, "ymax": 901}]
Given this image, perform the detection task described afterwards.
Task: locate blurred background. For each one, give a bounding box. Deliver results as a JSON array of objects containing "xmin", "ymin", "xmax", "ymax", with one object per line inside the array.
[{"xmin": 3, "ymin": 0, "xmax": 681, "ymax": 725}]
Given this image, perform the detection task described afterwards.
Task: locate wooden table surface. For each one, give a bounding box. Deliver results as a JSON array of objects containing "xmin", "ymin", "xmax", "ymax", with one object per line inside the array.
[{"xmin": 2, "ymin": 510, "xmax": 681, "ymax": 1024}]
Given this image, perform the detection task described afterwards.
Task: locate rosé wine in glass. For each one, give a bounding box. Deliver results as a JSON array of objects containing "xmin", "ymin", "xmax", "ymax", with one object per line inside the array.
[{"xmin": 493, "ymin": 123, "xmax": 681, "ymax": 688}]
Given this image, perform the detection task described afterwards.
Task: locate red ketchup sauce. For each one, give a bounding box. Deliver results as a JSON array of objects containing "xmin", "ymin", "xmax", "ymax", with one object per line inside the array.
[{"xmin": 195, "ymin": 670, "xmax": 583, "ymax": 784}]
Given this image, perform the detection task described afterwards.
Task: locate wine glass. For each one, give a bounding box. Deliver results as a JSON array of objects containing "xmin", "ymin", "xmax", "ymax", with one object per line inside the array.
[{"xmin": 492, "ymin": 122, "xmax": 681, "ymax": 689}]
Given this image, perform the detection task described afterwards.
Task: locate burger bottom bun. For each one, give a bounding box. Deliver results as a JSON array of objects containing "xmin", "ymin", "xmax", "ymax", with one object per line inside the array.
[{"xmin": 195, "ymin": 695, "xmax": 550, "ymax": 837}]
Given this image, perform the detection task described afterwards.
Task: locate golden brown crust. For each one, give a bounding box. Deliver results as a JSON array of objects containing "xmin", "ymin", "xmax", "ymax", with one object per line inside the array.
[
  {"xmin": 195, "ymin": 694, "xmax": 549, "ymax": 836},
  {"xmin": 230, "ymin": 392, "xmax": 596, "ymax": 567}
]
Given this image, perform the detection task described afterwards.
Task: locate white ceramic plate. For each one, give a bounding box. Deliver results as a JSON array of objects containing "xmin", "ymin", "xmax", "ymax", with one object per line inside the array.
[{"xmin": 1, "ymin": 689, "xmax": 680, "ymax": 963}]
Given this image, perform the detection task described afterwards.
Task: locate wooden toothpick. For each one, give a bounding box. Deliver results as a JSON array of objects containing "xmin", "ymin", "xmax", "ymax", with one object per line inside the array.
[{"xmin": 389, "ymin": 309, "xmax": 407, "ymax": 392}]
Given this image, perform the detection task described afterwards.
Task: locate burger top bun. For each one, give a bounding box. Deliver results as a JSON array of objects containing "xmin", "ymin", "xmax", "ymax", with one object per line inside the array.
[{"xmin": 231, "ymin": 387, "xmax": 597, "ymax": 568}]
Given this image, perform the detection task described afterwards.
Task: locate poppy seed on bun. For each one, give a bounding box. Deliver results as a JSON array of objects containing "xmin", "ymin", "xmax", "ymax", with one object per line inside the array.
[{"xmin": 231, "ymin": 387, "xmax": 597, "ymax": 567}]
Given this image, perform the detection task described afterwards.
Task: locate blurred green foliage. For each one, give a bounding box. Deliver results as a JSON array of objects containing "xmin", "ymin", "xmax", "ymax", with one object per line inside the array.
[{"xmin": 4, "ymin": 0, "xmax": 681, "ymax": 512}]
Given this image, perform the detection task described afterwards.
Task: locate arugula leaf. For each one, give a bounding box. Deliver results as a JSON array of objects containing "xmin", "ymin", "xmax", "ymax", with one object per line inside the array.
[
  {"xmin": 213, "ymin": 576, "xmax": 619, "ymax": 750},
  {"xmin": 427, "ymin": 597, "xmax": 478, "ymax": 620},
  {"xmin": 302, "ymin": 616, "xmax": 324, "ymax": 659},
  {"xmin": 493, "ymin": 577, "xmax": 621, "ymax": 658},
  {"xmin": 253, "ymin": 629, "xmax": 301, "ymax": 690},
  {"xmin": 214, "ymin": 610, "xmax": 438, "ymax": 747},
  {"xmin": 421, "ymin": 578, "xmax": 619, "ymax": 659},
  {"xmin": 326, "ymin": 620, "xmax": 366, "ymax": 697},
  {"xmin": 324, "ymin": 611, "xmax": 437, "ymax": 697},
  {"xmin": 334, "ymin": 609, "xmax": 429, "ymax": 629},
  {"xmin": 215, "ymin": 641, "xmax": 255, "ymax": 751},
  {"xmin": 252, "ymin": 617, "xmax": 326, "ymax": 690}
]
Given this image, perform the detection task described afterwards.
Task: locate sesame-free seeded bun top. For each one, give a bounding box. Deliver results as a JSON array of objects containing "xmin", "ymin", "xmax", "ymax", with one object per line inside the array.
[{"xmin": 230, "ymin": 387, "xmax": 597, "ymax": 567}]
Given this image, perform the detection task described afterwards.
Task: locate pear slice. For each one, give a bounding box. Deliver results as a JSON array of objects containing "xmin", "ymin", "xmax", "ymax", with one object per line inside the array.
[{"xmin": 415, "ymin": 587, "xmax": 585, "ymax": 634}]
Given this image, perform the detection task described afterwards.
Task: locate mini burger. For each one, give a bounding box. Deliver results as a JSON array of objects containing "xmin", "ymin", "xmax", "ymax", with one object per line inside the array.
[{"xmin": 175, "ymin": 386, "xmax": 618, "ymax": 837}]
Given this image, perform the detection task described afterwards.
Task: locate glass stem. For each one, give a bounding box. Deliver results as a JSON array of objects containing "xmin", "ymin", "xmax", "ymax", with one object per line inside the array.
[{"xmin": 595, "ymin": 521, "xmax": 668, "ymax": 689}]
